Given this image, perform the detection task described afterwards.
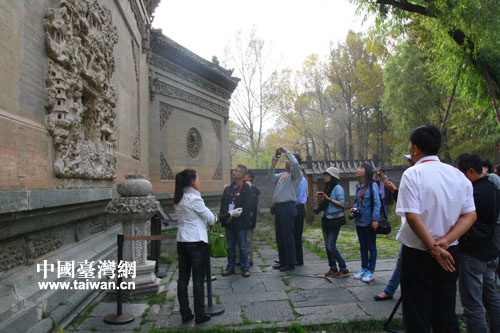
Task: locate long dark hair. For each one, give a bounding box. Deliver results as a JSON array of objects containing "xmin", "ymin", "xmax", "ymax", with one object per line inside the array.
[
  {"xmin": 359, "ymin": 163, "xmax": 374, "ymax": 188},
  {"xmin": 323, "ymin": 176, "xmax": 339, "ymax": 197},
  {"xmin": 174, "ymin": 169, "xmax": 197, "ymax": 204}
]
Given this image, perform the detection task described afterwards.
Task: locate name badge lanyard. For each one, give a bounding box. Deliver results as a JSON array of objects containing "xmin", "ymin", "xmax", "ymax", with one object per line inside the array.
[{"xmin": 229, "ymin": 182, "xmax": 244, "ymax": 211}]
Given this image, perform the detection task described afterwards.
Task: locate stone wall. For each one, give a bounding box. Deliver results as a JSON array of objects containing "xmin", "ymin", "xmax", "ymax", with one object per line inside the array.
[{"xmin": 0, "ymin": 1, "xmax": 235, "ymax": 331}]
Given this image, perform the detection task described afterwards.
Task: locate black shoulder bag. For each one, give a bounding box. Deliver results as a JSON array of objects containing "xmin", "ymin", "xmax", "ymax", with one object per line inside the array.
[{"xmin": 370, "ymin": 183, "xmax": 391, "ymax": 235}]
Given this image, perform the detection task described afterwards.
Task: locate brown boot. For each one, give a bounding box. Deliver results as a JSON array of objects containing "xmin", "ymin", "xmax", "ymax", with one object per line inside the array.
[
  {"xmin": 222, "ymin": 269, "xmax": 235, "ymax": 276},
  {"xmin": 242, "ymin": 270, "xmax": 250, "ymax": 278}
]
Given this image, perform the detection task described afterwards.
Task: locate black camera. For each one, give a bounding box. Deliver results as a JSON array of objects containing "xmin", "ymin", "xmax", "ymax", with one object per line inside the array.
[
  {"xmin": 313, "ymin": 206, "xmax": 323, "ymax": 215},
  {"xmin": 348, "ymin": 208, "xmax": 361, "ymax": 220},
  {"xmin": 275, "ymin": 148, "xmax": 282, "ymax": 158}
]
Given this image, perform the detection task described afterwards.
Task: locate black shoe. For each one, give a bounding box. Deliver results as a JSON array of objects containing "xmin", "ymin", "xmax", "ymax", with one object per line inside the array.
[
  {"xmin": 279, "ymin": 265, "xmax": 295, "ymax": 272},
  {"xmin": 274, "ymin": 259, "xmax": 280, "ymax": 264},
  {"xmin": 272, "ymin": 263, "xmax": 283, "ymax": 270},
  {"xmin": 195, "ymin": 314, "xmax": 211, "ymax": 324},
  {"xmin": 236, "ymin": 262, "xmax": 240, "ymax": 266},
  {"xmin": 181, "ymin": 313, "xmax": 194, "ymax": 323},
  {"xmin": 374, "ymin": 294, "xmax": 393, "ymax": 301}
]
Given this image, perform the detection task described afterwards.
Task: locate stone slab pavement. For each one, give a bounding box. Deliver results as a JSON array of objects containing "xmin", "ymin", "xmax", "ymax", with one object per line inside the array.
[{"xmin": 67, "ymin": 221, "xmax": 466, "ymax": 332}]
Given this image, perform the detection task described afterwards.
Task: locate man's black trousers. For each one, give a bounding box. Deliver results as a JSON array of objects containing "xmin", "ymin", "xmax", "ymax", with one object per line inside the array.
[
  {"xmin": 274, "ymin": 202, "xmax": 297, "ymax": 266},
  {"xmin": 294, "ymin": 203, "xmax": 305, "ymax": 265},
  {"xmin": 401, "ymin": 245, "xmax": 460, "ymax": 333}
]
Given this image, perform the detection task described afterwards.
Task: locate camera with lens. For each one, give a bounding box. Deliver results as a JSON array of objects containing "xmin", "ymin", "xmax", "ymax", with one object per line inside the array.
[
  {"xmin": 348, "ymin": 207, "xmax": 361, "ymax": 220},
  {"xmin": 275, "ymin": 148, "xmax": 282, "ymax": 158}
]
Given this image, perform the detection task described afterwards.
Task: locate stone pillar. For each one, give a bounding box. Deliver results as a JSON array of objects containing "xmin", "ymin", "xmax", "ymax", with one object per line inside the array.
[{"xmin": 106, "ymin": 175, "xmax": 160, "ymax": 297}]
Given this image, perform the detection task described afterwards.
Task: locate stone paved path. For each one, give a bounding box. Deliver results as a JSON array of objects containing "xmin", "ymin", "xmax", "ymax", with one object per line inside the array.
[{"xmin": 67, "ymin": 219, "xmax": 465, "ymax": 332}]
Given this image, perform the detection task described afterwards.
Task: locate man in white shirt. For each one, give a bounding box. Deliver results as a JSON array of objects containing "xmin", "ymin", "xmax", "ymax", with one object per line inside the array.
[{"xmin": 396, "ymin": 125, "xmax": 477, "ymax": 333}]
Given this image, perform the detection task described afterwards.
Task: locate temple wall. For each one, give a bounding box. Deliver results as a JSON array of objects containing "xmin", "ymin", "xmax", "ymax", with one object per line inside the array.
[{"xmin": 0, "ymin": 0, "xmax": 235, "ymax": 331}]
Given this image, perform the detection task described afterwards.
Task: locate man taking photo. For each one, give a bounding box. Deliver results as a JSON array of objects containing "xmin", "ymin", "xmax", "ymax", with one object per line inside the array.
[{"xmin": 267, "ymin": 147, "xmax": 303, "ymax": 272}]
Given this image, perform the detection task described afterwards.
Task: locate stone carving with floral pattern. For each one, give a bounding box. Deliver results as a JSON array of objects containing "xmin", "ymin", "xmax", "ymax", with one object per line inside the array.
[{"xmin": 44, "ymin": 0, "xmax": 118, "ymax": 180}]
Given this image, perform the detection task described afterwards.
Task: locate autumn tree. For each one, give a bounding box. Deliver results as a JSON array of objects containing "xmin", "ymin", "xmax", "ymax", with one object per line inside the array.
[{"xmin": 223, "ymin": 28, "xmax": 278, "ymax": 167}]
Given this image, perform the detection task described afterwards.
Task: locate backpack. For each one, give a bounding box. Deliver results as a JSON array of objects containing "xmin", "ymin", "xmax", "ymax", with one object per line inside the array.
[{"xmin": 370, "ymin": 182, "xmax": 391, "ymax": 235}]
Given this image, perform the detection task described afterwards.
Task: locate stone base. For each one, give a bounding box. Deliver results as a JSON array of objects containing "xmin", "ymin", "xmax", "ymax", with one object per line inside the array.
[{"xmin": 122, "ymin": 260, "xmax": 160, "ymax": 298}]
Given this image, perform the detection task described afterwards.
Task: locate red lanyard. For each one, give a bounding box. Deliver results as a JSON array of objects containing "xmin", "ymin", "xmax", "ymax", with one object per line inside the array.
[
  {"xmin": 420, "ymin": 159, "xmax": 437, "ymax": 164},
  {"xmin": 357, "ymin": 186, "xmax": 367, "ymax": 200},
  {"xmin": 231, "ymin": 182, "xmax": 243, "ymax": 203}
]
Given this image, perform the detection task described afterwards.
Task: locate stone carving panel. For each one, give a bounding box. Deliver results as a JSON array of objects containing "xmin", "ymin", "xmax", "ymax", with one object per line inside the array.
[
  {"xmin": 211, "ymin": 119, "xmax": 221, "ymax": 142},
  {"xmin": 160, "ymin": 152, "xmax": 174, "ymax": 180},
  {"xmin": 213, "ymin": 160, "xmax": 223, "ymax": 180},
  {"xmin": 31, "ymin": 229, "xmax": 64, "ymax": 259},
  {"xmin": 44, "ymin": 0, "xmax": 118, "ymax": 180},
  {"xmin": 128, "ymin": 0, "xmax": 149, "ymax": 52},
  {"xmin": 132, "ymin": 129, "xmax": 140, "ymax": 160},
  {"xmin": 0, "ymin": 238, "xmax": 26, "ymax": 272},
  {"xmin": 152, "ymin": 79, "xmax": 229, "ymax": 119},
  {"xmin": 159, "ymin": 102, "xmax": 173, "ymax": 130},
  {"xmin": 149, "ymin": 55, "xmax": 232, "ymax": 99},
  {"xmin": 131, "ymin": 39, "xmax": 139, "ymax": 82},
  {"xmin": 187, "ymin": 128, "xmax": 202, "ymax": 158}
]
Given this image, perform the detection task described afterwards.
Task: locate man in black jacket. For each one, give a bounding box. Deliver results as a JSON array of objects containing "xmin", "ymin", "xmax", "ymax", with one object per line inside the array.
[
  {"xmin": 236, "ymin": 169, "xmax": 261, "ymax": 266},
  {"xmin": 220, "ymin": 164, "xmax": 253, "ymax": 278},
  {"xmin": 455, "ymin": 153, "xmax": 500, "ymax": 332}
]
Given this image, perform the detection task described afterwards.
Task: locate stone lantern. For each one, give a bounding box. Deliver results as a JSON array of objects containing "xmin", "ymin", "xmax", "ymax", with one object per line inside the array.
[{"xmin": 106, "ymin": 175, "xmax": 160, "ymax": 297}]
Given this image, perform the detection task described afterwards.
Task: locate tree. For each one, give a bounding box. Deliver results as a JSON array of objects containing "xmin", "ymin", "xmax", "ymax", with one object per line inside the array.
[
  {"xmin": 351, "ymin": 0, "xmax": 500, "ymax": 142},
  {"xmin": 223, "ymin": 28, "xmax": 278, "ymax": 167}
]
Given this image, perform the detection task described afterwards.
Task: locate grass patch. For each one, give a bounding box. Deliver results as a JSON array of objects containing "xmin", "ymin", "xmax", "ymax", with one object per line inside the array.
[
  {"xmin": 302, "ymin": 206, "xmax": 401, "ymax": 261},
  {"xmin": 285, "ymin": 288, "xmax": 300, "ymax": 294},
  {"xmin": 149, "ymin": 291, "xmax": 167, "ymax": 305},
  {"xmin": 215, "ymin": 294, "xmax": 221, "ymax": 305},
  {"xmin": 73, "ymin": 301, "xmax": 99, "ymax": 327},
  {"xmin": 158, "ymin": 250, "xmax": 178, "ymax": 266},
  {"xmin": 282, "ymin": 279, "xmax": 290, "ymax": 287},
  {"xmin": 148, "ymin": 316, "xmax": 404, "ymax": 332},
  {"xmin": 240, "ymin": 313, "xmax": 253, "ymax": 325}
]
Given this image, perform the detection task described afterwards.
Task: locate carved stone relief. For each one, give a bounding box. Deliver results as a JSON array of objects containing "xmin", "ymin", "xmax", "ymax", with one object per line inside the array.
[
  {"xmin": 128, "ymin": 0, "xmax": 149, "ymax": 52},
  {"xmin": 149, "ymin": 55, "xmax": 232, "ymax": 99},
  {"xmin": 131, "ymin": 39, "xmax": 139, "ymax": 82},
  {"xmin": 159, "ymin": 102, "xmax": 173, "ymax": 130},
  {"xmin": 44, "ymin": 0, "xmax": 118, "ymax": 180},
  {"xmin": 152, "ymin": 79, "xmax": 229, "ymax": 119},
  {"xmin": 213, "ymin": 160, "xmax": 223, "ymax": 180},
  {"xmin": 0, "ymin": 238, "xmax": 26, "ymax": 272},
  {"xmin": 187, "ymin": 128, "xmax": 202, "ymax": 158},
  {"xmin": 132, "ymin": 129, "xmax": 140, "ymax": 160},
  {"xmin": 160, "ymin": 152, "xmax": 174, "ymax": 180},
  {"xmin": 211, "ymin": 119, "xmax": 221, "ymax": 142}
]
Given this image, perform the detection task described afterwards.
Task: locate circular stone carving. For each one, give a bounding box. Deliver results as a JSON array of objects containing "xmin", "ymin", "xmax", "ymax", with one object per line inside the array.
[{"xmin": 187, "ymin": 128, "xmax": 202, "ymax": 158}]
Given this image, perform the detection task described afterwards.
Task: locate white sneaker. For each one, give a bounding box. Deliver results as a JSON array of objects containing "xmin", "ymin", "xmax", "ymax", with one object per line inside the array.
[
  {"xmin": 353, "ymin": 269, "xmax": 366, "ymax": 280},
  {"xmin": 362, "ymin": 271, "xmax": 374, "ymax": 283}
]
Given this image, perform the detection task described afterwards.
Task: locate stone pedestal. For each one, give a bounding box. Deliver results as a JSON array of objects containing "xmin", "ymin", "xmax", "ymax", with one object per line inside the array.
[{"xmin": 106, "ymin": 175, "xmax": 161, "ymax": 297}]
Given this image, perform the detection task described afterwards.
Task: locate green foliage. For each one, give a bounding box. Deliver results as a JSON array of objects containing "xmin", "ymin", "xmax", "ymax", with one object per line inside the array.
[{"xmin": 352, "ymin": 0, "xmax": 500, "ymax": 158}]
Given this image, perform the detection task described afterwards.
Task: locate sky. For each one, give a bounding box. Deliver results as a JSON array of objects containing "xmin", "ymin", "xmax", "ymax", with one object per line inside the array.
[{"xmin": 152, "ymin": 0, "xmax": 372, "ymax": 72}]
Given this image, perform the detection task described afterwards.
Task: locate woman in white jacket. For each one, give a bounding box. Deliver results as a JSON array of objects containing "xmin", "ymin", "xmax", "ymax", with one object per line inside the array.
[{"xmin": 174, "ymin": 169, "xmax": 241, "ymax": 324}]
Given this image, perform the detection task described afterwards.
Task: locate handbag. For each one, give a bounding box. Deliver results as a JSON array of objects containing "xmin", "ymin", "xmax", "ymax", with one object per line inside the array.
[
  {"xmin": 370, "ymin": 184, "xmax": 391, "ymax": 235},
  {"xmin": 208, "ymin": 216, "xmax": 228, "ymax": 258},
  {"xmin": 323, "ymin": 215, "xmax": 346, "ymax": 227}
]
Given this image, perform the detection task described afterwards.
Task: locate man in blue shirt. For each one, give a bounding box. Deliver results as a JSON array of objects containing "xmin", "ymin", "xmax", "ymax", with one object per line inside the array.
[{"xmin": 294, "ymin": 155, "xmax": 307, "ymax": 266}]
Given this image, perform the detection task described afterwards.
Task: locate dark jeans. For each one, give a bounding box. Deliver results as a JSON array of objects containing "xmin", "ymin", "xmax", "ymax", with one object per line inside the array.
[
  {"xmin": 294, "ymin": 204, "xmax": 305, "ymax": 265},
  {"xmin": 384, "ymin": 245, "xmax": 402, "ymax": 297},
  {"xmin": 321, "ymin": 218, "xmax": 346, "ymax": 270},
  {"xmin": 226, "ymin": 227, "xmax": 249, "ymax": 271},
  {"xmin": 177, "ymin": 241, "xmax": 208, "ymax": 318},
  {"xmin": 458, "ymin": 254, "xmax": 500, "ymax": 333},
  {"xmin": 401, "ymin": 245, "xmax": 460, "ymax": 333},
  {"xmin": 356, "ymin": 226, "xmax": 377, "ymax": 272},
  {"xmin": 274, "ymin": 202, "xmax": 297, "ymax": 266}
]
